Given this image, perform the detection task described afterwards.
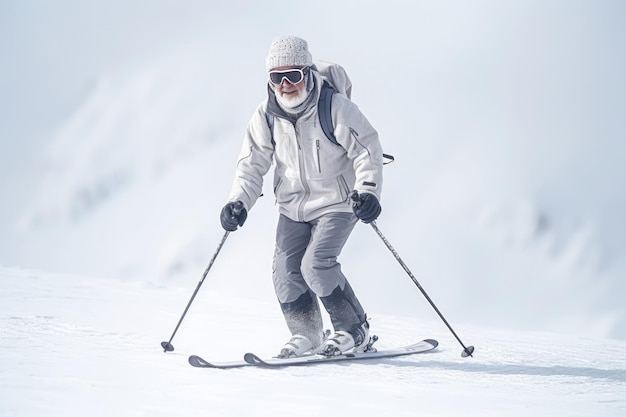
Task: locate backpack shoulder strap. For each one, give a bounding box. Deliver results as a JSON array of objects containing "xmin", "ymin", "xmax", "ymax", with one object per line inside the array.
[
  {"xmin": 319, "ymin": 80, "xmax": 395, "ymax": 163},
  {"xmin": 318, "ymin": 81, "xmax": 340, "ymax": 146}
]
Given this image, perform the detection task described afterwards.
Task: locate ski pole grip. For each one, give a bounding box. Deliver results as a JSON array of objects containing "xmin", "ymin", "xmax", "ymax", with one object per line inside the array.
[{"xmin": 232, "ymin": 201, "xmax": 244, "ymax": 216}]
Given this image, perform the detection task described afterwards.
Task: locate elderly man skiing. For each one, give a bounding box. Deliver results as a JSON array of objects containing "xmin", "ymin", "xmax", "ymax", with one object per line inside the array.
[{"xmin": 220, "ymin": 35, "xmax": 384, "ymax": 358}]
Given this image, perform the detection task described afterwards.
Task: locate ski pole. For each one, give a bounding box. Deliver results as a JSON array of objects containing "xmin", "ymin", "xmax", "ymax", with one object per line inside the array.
[
  {"xmin": 351, "ymin": 189, "xmax": 474, "ymax": 357},
  {"xmin": 161, "ymin": 230, "xmax": 231, "ymax": 353},
  {"xmin": 368, "ymin": 220, "xmax": 474, "ymax": 357}
]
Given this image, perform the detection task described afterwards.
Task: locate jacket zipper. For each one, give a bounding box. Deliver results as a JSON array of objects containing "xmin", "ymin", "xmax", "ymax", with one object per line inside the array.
[
  {"xmin": 315, "ymin": 139, "xmax": 321, "ymax": 173},
  {"xmin": 294, "ymin": 123, "xmax": 310, "ymax": 221}
]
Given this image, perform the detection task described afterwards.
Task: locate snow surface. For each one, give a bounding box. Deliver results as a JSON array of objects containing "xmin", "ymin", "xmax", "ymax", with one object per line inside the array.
[{"xmin": 1, "ymin": 266, "xmax": 625, "ymax": 416}]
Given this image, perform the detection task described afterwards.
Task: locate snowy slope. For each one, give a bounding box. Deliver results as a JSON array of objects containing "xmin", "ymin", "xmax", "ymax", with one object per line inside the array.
[{"xmin": 1, "ymin": 266, "xmax": 625, "ymax": 417}]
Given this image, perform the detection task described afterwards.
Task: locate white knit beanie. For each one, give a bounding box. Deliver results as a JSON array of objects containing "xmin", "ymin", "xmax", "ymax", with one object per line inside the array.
[{"xmin": 265, "ymin": 35, "xmax": 313, "ymax": 72}]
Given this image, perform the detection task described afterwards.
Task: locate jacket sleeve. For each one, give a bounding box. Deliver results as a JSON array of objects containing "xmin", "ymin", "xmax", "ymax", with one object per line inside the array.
[
  {"xmin": 227, "ymin": 103, "xmax": 275, "ymax": 211},
  {"xmin": 332, "ymin": 95, "xmax": 384, "ymax": 201}
]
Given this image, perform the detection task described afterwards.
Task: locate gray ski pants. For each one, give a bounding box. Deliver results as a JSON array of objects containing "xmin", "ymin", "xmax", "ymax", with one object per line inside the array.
[{"xmin": 272, "ymin": 212, "xmax": 367, "ymax": 343}]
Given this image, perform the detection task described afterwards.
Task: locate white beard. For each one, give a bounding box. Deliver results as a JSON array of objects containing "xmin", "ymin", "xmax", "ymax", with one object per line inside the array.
[{"xmin": 276, "ymin": 87, "xmax": 309, "ymax": 109}]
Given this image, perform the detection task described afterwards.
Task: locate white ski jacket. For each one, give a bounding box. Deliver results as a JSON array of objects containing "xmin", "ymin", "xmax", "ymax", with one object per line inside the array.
[{"xmin": 228, "ymin": 70, "xmax": 383, "ymax": 222}]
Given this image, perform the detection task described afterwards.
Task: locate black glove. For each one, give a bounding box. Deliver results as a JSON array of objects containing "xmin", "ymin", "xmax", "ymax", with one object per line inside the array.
[
  {"xmin": 351, "ymin": 192, "xmax": 381, "ymax": 223},
  {"xmin": 220, "ymin": 201, "xmax": 247, "ymax": 231}
]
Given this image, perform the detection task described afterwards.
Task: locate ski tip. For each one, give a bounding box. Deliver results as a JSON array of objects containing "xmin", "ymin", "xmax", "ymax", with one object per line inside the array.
[
  {"xmin": 243, "ymin": 352, "xmax": 263, "ymax": 365},
  {"xmin": 188, "ymin": 355, "xmax": 209, "ymax": 367},
  {"xmin": 423, "ymin": 339, "xmax": 439, "ymax": 349}
]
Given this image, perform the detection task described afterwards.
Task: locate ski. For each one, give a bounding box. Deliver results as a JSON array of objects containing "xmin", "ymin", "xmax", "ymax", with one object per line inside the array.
[
  {"xmin": 188, "ymin": 339, "xmax": 438, "ymax": 369},
  {"xmin": 188, "ymin": 355, "xmax": 252, "ymax": 369},
  {"xmin": 243, "ymin": 339, "xmax": 438, "ymax": 368}
]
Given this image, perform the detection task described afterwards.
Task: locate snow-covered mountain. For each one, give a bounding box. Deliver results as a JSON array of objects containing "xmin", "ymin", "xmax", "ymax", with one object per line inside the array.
[{"xmin": 1, "ymin": 0, "xmax": 626, "ymax": 348}]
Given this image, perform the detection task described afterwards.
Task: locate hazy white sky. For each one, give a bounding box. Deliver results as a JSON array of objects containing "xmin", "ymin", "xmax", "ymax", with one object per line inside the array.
[{"xmin": 1, "ymin": 1, "xmax": 625, "ymax": 338}]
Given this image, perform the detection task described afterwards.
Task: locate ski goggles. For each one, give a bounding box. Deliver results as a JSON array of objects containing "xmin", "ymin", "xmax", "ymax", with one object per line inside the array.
[{"xmin": 268, "ymin": 67, "xmax": 308, "ymax": 85}]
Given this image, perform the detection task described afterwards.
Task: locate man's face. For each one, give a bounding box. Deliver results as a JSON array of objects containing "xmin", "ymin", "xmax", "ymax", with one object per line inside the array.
[{"xmin": 269, "ymin": 66, "xmax": 308, "ymax": 108}]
